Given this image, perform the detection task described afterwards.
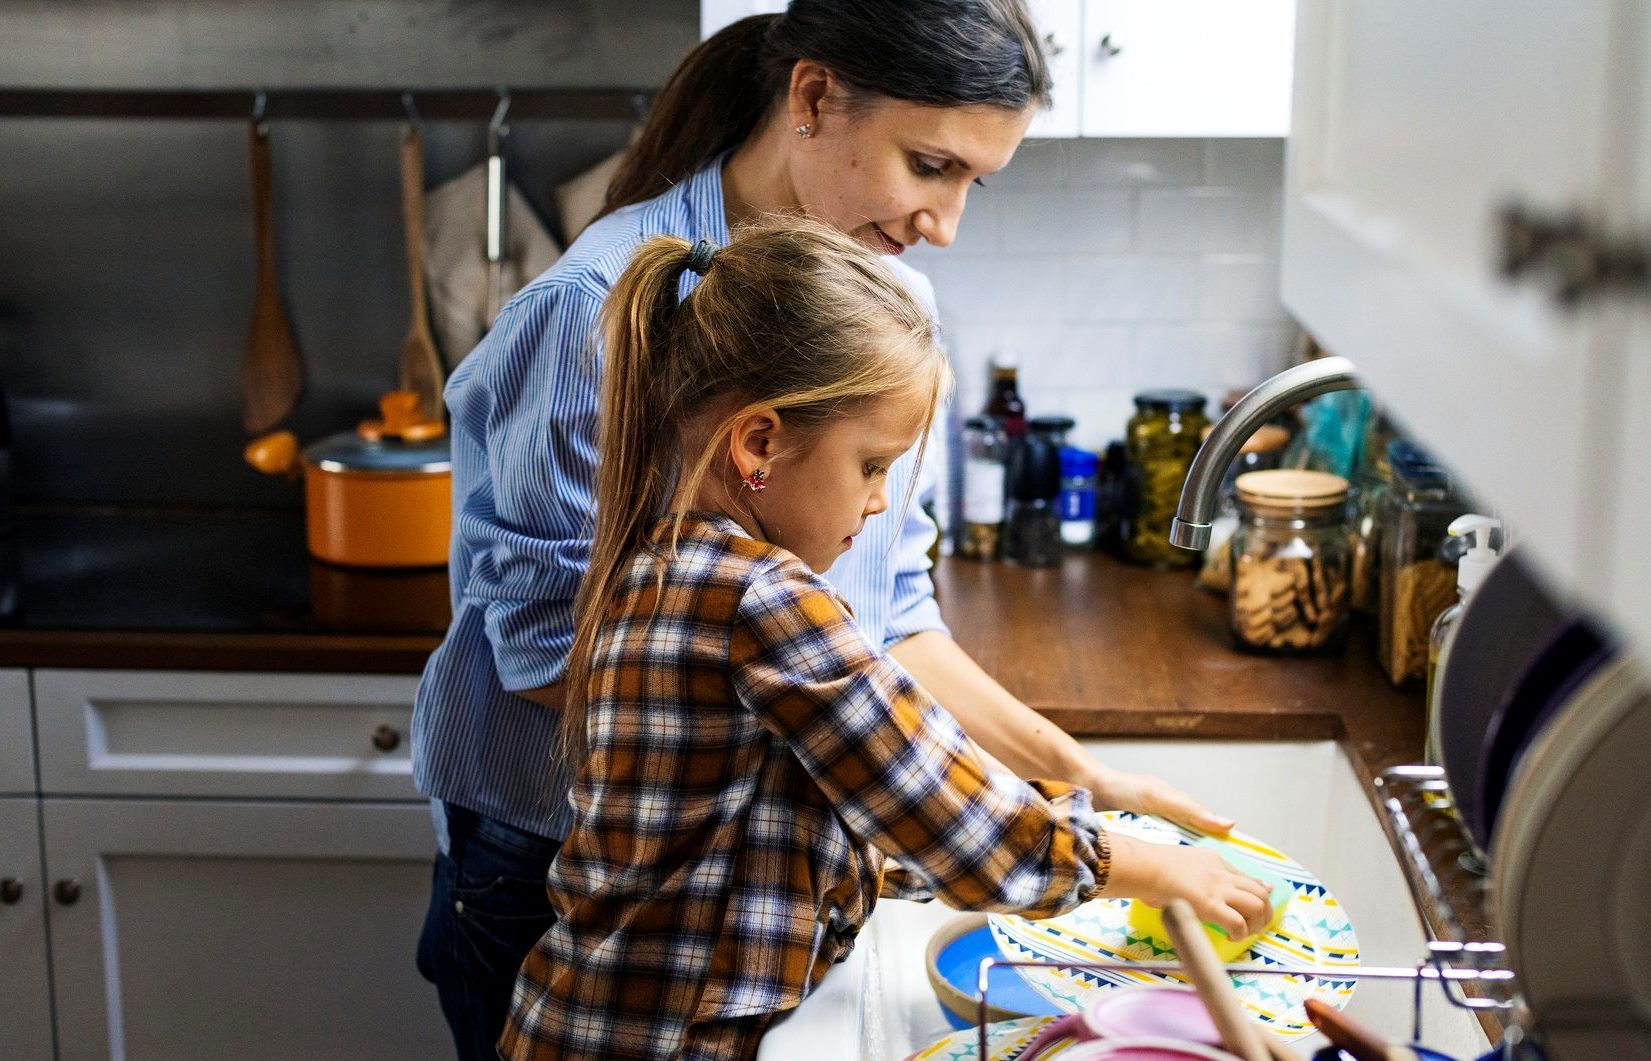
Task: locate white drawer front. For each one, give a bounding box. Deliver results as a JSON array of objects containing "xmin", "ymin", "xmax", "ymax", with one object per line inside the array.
[
  {"xmin": 34, "ymin": 670, "xmax": 423, "ymax": 800},
  {"xmin": 0, "ymin": 669, "xmax": 35, "ymax": 795}
]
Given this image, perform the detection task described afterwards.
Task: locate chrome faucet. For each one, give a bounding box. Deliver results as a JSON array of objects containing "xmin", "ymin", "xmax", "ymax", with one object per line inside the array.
[{"xmin": 1168, "ymin": 356, "xmax": 1362, "ymax": 551}]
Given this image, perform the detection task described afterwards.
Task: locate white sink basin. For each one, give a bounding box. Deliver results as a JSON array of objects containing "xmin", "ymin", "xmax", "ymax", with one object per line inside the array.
[{"xmin": 758, "ymin": 740, "xmax": 1494, "ymax": 1060}]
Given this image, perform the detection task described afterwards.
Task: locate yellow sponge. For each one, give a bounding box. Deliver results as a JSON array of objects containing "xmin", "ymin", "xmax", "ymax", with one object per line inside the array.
[{"xmin": 1126, "ymin": 838, "xmax": 1292, "ymax": 963}]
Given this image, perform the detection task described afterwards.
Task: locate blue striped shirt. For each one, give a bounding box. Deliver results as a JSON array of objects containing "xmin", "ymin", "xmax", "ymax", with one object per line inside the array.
[{"xmin": 411, "ymin": 157, "xmax": 949, "ymax": 841}]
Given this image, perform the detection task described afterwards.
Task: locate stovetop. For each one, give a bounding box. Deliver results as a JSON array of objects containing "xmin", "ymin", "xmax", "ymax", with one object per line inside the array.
[{"xmin": 2, "ymin": 505, "xmax": 451, "ymax": 636}]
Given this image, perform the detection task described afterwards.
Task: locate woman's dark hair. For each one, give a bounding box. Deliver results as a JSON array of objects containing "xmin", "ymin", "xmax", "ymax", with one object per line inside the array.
[{"xmin": 600, "ymin": 0, "xmax": 1051, "ymax": 218}]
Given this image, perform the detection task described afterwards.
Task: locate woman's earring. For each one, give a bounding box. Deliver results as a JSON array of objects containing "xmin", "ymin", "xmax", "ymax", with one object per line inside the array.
[
  {"xmin": 795, "ymin": 122, "xmax": 813, "ymax": 139},
  {"xmin": 742, "ymin": 469, "xmax": 768, "ymax": 493}
]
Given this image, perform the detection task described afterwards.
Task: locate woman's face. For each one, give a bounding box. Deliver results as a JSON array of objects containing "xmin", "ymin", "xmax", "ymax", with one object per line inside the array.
[{"xmin": 788, "ymin": 78, "xmax": 1034, "ymax": 255}]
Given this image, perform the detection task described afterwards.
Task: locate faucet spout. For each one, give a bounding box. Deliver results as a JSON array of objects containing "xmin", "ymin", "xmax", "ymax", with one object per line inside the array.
[{"xmin": 1168, "ymin": 356, "xmax": 1361, "ymax": 551}]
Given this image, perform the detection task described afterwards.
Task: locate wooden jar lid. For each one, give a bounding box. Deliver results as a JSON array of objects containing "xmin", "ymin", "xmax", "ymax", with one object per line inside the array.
[{"xmin": 1235, "ymin": 469, "xmax": 1348, "ymax": 511}]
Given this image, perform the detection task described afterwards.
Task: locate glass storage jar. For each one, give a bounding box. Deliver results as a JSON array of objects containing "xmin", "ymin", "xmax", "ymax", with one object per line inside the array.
[
  {"xmin": 959, "ymin": 415, "xmax": 1007, "ymax": 560},
  {"xmin": 1378, "ymin": 440, "xmax": 1468, "ymax": 686},
  {"xmin": 1197, "ymin": 423, "xmax": 1290, "ymax": 593},
  {"xmin": 1122, "ymin": 389, "xmax": 1210, "ymax": 568},
  {"xmin": 1228, "ymin": 470, "xmax": 1351, "ymax": 655}
]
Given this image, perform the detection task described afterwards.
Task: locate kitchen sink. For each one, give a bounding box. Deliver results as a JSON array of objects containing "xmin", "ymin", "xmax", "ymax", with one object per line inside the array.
[{"xmin": 759, "ymin": 740, "xmax": 1494, "ymax": 1060}]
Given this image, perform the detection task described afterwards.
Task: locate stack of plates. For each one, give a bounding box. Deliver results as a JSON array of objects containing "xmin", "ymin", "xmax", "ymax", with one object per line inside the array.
[{"xmin": 986, "ymin": 812, "xmax": 1359, "ymax": 1042}]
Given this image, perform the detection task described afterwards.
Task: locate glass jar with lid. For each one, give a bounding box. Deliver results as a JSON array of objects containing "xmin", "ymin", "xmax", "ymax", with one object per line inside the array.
[
  {"xmin": 1122, "ymin": 389, "xmax": 1210, "ymax": 568},
  {"xmin": 959, "ymin": 415, "xmax": 1008, "ymax": 560},
  {"xmin": 1229, "ymin": 470, "xmax": 1351, "ymax": 654},
  {"xmin": 1377, "ymin": 440, "xmax": 1468, "ymax": 686}
]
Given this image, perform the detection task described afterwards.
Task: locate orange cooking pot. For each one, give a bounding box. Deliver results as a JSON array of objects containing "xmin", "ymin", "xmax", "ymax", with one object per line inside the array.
[{"xmin": 246, "ymin": 391, "xmax": 451, "ymax": 568}]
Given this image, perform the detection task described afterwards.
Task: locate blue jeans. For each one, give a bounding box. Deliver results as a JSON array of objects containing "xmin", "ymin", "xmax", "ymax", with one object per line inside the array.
[{"xmin": 416, "ymin": 803, "xmax": 562, "ymax": 1061}]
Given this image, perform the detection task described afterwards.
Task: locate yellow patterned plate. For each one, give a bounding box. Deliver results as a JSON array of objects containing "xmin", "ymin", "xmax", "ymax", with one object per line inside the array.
[
  {"xmin": 903, "ymin": 1017, "xmax": 1068, "ymax": 1061},
  {"xmin": 987, "ymin": 812, "xmax": 1359, "ymax": 1040}
]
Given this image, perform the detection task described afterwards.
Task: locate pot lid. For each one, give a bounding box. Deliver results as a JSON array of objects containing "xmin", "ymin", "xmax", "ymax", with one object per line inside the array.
[{"xmin": 304, "ymin": 431, "xmax": 450, "ymax": 474}]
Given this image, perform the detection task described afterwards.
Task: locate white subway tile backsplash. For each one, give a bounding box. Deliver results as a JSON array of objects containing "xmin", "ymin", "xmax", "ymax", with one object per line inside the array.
[
  {"xmin": 1067, "ymin": 139, "xmax": 1204, "ymax": 187},
  {"xmin": 1135, "ymin": 187, "xmax": 1280, "ymax": 254},
  {"xmin": 1203, "ymin": 139, "xmax": 1288, "ymax": 187},
  {"xmin": 904, "ymin": 138, "xmax": 1293, "ymax": 452},
  {"xmin": 1064, "ymin": 257, "xmax": 1199, "ymax": 322},
  {"xmin": 1197, "ymin": 254, "xmax": 1286, "ymax": 320}
]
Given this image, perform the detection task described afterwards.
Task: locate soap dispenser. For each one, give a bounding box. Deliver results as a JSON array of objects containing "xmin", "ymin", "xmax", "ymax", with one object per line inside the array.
[{"xmin": 1424, "ymin": 514, "xmax": 1503, "ymax": 763}]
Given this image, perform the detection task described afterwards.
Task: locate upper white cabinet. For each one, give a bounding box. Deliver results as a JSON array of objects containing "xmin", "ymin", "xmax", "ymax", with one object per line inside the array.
[
  {"xmin": 1080, "ymin": 0, "xmax": 1295, "ymax": 137},
  {"xmin": 1281, "ymin": 0, "xmax": 1645, "ymax": 647},
  {"xmin": 700, "ymin": 1, "xmax": 1294, "ymax": 139}
]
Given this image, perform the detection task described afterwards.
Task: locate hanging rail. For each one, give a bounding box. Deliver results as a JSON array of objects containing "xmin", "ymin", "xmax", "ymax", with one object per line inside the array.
[{"xmin": 0, "ymin": 87, "xmax": 650, "ymax": 122}]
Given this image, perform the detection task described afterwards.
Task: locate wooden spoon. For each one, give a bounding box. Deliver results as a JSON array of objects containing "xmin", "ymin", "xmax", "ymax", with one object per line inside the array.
[
  {"xmin": 242, "ymin": 119, "xmax": 304, "ymax": 434},
  {"xmin": 398, "ymin": 122, "xmax": 444, "ymax": 422},
  {"xmin": 1162, "ymin": 899, "xmax": 1295, "ymax": 1061},
  {"xmin": 1304, "ymin": 998, "xmax": 1419, "ymax": 1061}
]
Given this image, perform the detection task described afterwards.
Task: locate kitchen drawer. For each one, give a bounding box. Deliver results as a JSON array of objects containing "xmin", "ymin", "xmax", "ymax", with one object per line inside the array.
[
  {"xmin": 34, "ymin": 669, "xmax": 423, "ymax": 801},
  {"xmin": 0, "ymin": 669, "xmax": 35, "ymax": 795}
]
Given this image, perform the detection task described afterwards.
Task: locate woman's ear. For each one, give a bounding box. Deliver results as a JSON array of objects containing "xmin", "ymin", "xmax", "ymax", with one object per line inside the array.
[
  {"xmin": 727, "ymin": 406, "xmax": 783, "ymax": 480},
  {"xmin": 787, "ymin": 60, "xmax": 833, "ymax": 133}
]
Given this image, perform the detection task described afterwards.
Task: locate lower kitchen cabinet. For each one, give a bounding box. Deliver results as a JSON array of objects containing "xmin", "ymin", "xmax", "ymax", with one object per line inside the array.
[
  {"xmin": 1, "ymin": 798, "xmax": 55, "ymax": 1061},
  {"xmin": 41, "ymin": 798, "xmax": 449, "ymax": 1061}
]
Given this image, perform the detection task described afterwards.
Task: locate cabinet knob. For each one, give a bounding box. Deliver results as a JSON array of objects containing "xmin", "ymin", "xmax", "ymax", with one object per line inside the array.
[
  {"xmin": 1, "ymin": 877, "xmax": 22, "ymax": 905},
  {"xmin": 1097, "ymin": 32, "xmax": 1123, "ymax": 58},
  {"xmin": 1041, "ymin": 31, "xmax": 1065, "ymax": 58},
  {"xmin": 53, "ymin": 878, "xmax": 81, "ymax": 906},
  {"xmin": 371, "ymin": 724, "xmax": 402, "ymax": 753}
]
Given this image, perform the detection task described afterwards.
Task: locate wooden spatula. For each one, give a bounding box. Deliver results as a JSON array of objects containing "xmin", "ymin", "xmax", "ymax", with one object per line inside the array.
[
  {"xmin": 399, "ymin": 122, "xmax": 444, "ymax": 422},
  {"xmin": 242, "ymin": 119, "xmax": 304, "ymax": 435},
  {"xmin": 1163, "ymin": 899, "xmax": 1296, "ymax": 1061}
]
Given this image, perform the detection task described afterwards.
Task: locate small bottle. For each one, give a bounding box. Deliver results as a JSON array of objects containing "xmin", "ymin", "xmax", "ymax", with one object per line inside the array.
[
  {"xmin": 1425, "ymin": 514, "xmax": 1503, "ymax": 764},
  {"xmin": 959, "ymin": 415, "xmax": 1007, "ymax": 560},
  {"xmin": 984, "ymin": 355, "xmax": 1027, "ymax": 440},
  {"xmin": 1059, "ymin": 447, "xmax": 1098, "ymax": 549}
]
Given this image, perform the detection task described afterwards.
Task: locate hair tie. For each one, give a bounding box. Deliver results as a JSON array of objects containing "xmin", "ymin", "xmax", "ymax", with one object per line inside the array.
[{"xmin": 685, "ymin": 239, "xmax": 716, "ymax": 276}]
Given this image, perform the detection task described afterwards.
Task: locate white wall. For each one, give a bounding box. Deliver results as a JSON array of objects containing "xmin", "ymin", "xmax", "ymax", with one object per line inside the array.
[{"xmin": 909, "ymin": 137, "xmax": 1299, "ymax": 456}]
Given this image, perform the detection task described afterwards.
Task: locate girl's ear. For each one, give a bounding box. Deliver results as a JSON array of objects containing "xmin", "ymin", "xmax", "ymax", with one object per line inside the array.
[{"xmin": 727, "ymin": 407, "xmax": 783, "ymax": 480}]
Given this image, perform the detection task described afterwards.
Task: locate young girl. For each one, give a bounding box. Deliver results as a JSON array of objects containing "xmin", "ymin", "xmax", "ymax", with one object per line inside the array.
[{"xmin": 498, "ymin": 220, "xmax": 1274, "ymax": 1061}]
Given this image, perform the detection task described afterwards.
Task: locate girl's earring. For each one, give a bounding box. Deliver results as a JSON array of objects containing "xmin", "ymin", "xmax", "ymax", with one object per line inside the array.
[
  {"xmin": 795, "ymin": 122, "xmax": 813, "ymax": 139},
  {"xmin": 742, "ymin": 469, "xmax": 768, "ymax": 493}
]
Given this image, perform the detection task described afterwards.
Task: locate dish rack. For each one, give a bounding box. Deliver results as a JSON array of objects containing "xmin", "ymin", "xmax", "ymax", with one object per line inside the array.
[{"xmin": 965, "ymin": 765, "xmax": 1534, "ymax": 1057}]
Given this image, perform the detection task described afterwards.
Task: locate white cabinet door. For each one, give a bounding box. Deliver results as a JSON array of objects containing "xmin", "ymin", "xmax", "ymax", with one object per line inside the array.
[
  {"xmin": 35, "ymin": 669, "xmax": 421, "ymax": 801},
  {"xmin": 1081, "ymin": 0, "xmax": 1295, "ymax": 136},
  {"xmin": 700, "ymin": 0, "xmax": 786, "ymax": 39},
  {"xmin": 0, "ymin": 669, "xmax": 34, "ymax": 795},
  {"xmin": 43, "ymin": 798, "xmax": 447, "ymax": 1061},
  {"xmin": 1281, "ymin": 0, "xmax": 1629, "ymax": 600},
  {"xmin": 0, "ymin": 799, "xmax": 54, "ymax": 1061},
  {"xmin": 1026, "ymin": 0, "xmax": 1083, "ymax": 139}
]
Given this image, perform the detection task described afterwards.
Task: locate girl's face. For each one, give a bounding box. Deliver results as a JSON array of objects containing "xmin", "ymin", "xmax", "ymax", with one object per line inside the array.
[
  {"xmin": 789, "ymin": 79, "xmax": 1034, "ymax": 255},
  {"xmin": 737, "ymin": 389, "xmax": 933, "ymax": 573}
]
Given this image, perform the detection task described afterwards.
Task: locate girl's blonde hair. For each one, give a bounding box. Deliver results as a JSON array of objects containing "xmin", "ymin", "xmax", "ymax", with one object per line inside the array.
[{"xmin": 560, "ymin": 217, "xmax": 952, "ymax": 762}]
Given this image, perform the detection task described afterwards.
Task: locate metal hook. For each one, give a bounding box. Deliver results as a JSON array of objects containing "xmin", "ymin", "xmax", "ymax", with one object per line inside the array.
[
  {"xmin": 401, "ymin": 91, "xmax": 422, "ymax": 131},
  {"xmin": 488, "ymin": 88, "xmax": 511, "ymax": 154},
  {"xmin": 252, "ymin": 89, "xmax": 268, "ymax": 134}
]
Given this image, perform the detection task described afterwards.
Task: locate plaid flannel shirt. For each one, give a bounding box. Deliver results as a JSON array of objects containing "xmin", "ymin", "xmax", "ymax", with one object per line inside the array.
[{"xmin": 500, "ymin": 514, "xmax": 1111, "ymax": 1061}]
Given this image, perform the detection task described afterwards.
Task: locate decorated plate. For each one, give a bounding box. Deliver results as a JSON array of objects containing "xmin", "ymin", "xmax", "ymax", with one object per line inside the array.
[
  {"xmin": 904, "ymin": 1016, "xmax": 1067, "ymax": 1061},
  {"xmin": 987, "ymin": 812, "xmax": 1359, "ymax": 1040}
]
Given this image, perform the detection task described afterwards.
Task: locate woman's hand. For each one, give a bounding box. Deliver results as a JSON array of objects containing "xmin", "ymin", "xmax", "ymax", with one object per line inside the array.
[
  {"xmin": 1082, "ymin": 764, "xmax": 1235, "ymax": 836},
  {"xmin": 1099, "ymin": 834, "xmax": 1274, "ymax": 941}
]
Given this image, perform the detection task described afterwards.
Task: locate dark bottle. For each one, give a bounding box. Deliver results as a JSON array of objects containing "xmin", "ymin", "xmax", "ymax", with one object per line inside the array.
[
  {"xmin": 1003, "ymin": 429, "xmax": 1062, "ymax": 568},
  {"xmin": 983, "ymin": 355, "xmax": 1027, "ymax": 440}
]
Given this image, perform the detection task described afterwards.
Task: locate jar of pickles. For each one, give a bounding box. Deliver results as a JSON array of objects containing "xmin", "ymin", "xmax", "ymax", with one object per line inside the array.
[
  {"xmin": 1378, "ymin": 441, "xmax": 1467, "ymax": 686},
  {"xmin": 1229, "ymin": 470, "xmax": 1351, "ymax": 654},
  {"xmin": 1122, "ymin": 390, "xmax": 1210, "ymax": 568}
]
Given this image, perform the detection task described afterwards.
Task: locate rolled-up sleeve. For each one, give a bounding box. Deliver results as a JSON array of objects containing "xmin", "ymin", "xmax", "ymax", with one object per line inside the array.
[
  {"xmin": 447, "ymin": 282, "xmax": 606, "ymax": 692},
  {"xmin": 731, "ymin": 563, "xmax": 1109, "ymax": 916}
]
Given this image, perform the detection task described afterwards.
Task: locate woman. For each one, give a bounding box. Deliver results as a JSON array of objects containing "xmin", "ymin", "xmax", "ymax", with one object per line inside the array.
[{"xmin": 412, "ymin": 5, "xmax": 1236, "ymax": 1058}]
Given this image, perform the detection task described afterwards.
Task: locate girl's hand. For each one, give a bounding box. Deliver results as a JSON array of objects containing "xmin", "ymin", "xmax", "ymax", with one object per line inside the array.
[
  {"xmin": 1099, "ymin": 834, "xmax": 1274, "ymax": 941},
  {"xmin": 1083, "ymin": 765, "xmax": 1235, "ymax": 836}
]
